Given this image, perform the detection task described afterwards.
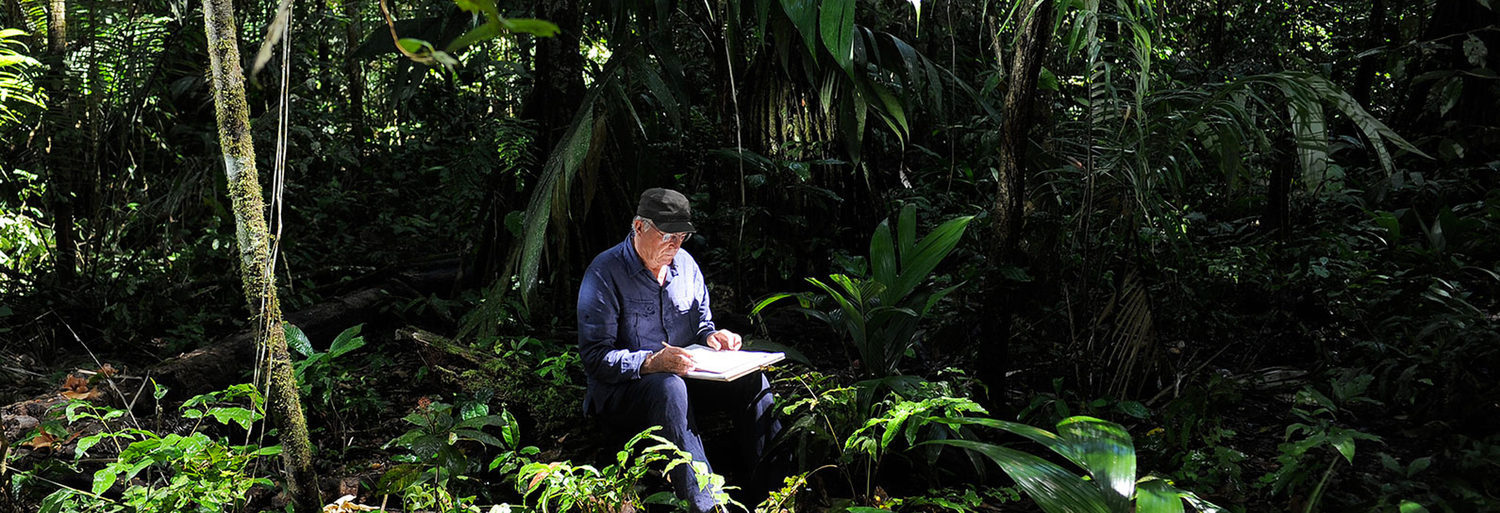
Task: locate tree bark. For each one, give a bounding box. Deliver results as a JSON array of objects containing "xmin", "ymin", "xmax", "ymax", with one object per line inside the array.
[
  {"xmin": 1351, "ymin": 0, "xmax": 1385, "ymax": 107},
  {"xmin": 343, "ymin": 0, "xmax": 366, "ymax": 160},
  {"xmin": 200, "ymin": 0, "xmax": 320, "ymax": 510},
  {"xmin": 44, "ymin": 0, "xmax": 77, "ymax": 286},
  {"xmin": 979, "ymin": 0, "xmax": 1054, "ymax": 408},
  {"xmin": 474, "ymin": 0, "xmax": 584, "ymax": 286},
  {"xmin": 992, "ymin": 0, "xmax": 1052, "ymax": 251},
  {"xmin": 519, "ymin": 0, "xmax": 584, "ymax": 151}
]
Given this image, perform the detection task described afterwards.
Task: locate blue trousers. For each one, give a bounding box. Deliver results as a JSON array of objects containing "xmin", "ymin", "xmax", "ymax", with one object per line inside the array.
[{"xmin": 590, "ymin": 372, "xmax": 779, "ymax": 513}]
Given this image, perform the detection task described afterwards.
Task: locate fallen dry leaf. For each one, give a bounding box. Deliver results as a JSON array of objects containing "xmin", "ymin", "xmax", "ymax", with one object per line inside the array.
[
  {"xmin": 24, "ymin": 432, "xmax": 56, "ymax": 450},
  {"xmin": 62, "ymin": 375, "xmax": 88, "ymax": 393},
  {"xmin": 61, "ymin": 388, "xmax": 103, "ymax": 401},
  {"xmin": 96, "ymin": 363, "xmax": 118, "ymax": 378},
  {"xmin": 60, "ymin": 373, "xmax": 103, "ymax": 400},
  {"xmin": 322, "ymin": 495, "xmax": 378, "ymax": 512}
]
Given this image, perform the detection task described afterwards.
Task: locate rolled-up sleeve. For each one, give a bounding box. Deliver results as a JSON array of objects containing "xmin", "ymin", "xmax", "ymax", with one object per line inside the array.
[{"xmin": 578, "ymin": 266, "xmax": 649, "ymax": 383}]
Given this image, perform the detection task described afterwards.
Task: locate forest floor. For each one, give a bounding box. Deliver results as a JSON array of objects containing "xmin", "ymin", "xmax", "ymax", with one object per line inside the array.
[{"xmin": 0, "ymin": 279, "xmax": 1481, "ymax": 513}]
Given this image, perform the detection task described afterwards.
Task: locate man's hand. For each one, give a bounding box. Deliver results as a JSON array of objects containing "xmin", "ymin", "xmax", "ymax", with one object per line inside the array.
[
  {"xmin": 706, "ymin": 329, "xmax": 742, "ymax": 351},
  {"xmin": 643, "ymin": 342, "xmax": 696, "ymax": 375}
]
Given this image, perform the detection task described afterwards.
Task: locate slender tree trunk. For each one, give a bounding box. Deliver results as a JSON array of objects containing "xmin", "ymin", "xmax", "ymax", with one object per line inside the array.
[
  {"xmin": 1210, "ymin": 0, "xmax": 1226, "ymax": 69},
  {"xmin": 0, "ymin": 425, "xmax": 9, "ymax": 508},
  {"xmin": 1265, "ymin": 161, "xmax": 1291, "ymax": 235},
  {"xmin": 978, "ymin": 0, "xmax": 1054, "ymax": 408},
  {"xmin": 1399, "ymin": 0, "xmax": 1500, "ymax": 139},
  {"xmin": 477, "ymin": 0, "xmax": 583, "ymax": 286},
  {"xmin": 343, "ymin": 0, "xmax": 365, "ymax": 159},
  {"xmin": 520, "ymin": 0, "xmax": 584, "ymax": 148},
  {"xmin": 44, "ymin": 0, "xmax": 77, "ymax": 286},
  {"xmin": 315, "ymin": 0, "xmax": 329, "ymax": 94},
  {"xmin": 201, "ymin": 0, "xmax": 321, "ymax": 510},
  {"xmin": 992, "ymin": 0, "xmax": 1052, "ymax": 254},
  {"xmin": 3, "ymin": 0, "xmax": 18, "ymax": 30},
  {"xmin": 1351, "ymin": 0, "xmax": 1385, "ymax": 107}
]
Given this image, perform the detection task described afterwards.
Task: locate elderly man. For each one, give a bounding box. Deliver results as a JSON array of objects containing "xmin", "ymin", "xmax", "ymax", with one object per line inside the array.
[{"xmin": 577, "ymin": 188, "xmax": 779, "ymax": 512}]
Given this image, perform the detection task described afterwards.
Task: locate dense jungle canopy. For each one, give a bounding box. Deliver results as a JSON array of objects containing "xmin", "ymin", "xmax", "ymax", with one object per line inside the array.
[{"xmin": 0, "ymin": 0, "xmax": 1497, "ymax": 512}]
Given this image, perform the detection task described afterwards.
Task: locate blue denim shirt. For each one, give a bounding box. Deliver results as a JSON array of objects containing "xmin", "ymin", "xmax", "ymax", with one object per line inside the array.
[{"xmin": 578, "ymin": 233, "xmax": 717, "ymax": 412}]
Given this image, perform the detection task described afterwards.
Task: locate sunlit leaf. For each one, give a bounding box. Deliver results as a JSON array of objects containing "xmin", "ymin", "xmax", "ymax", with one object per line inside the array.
[
  {"xmin": 92, "ymin": 467, "xmax": 118, "ymax": 495},
  {"xmin": 283, "ymin": 323, "xmax": 313, "ymax": 357},
  {"xmin": 207, "ymin": 407, "xmax": 256, "ymax": 430},
  {"xmin": 1057, "ymin": 416, "xmax": 1137, "ymax": 502},
  {"xmin": 447, "ymin": 21, "xmax": 505, "ymax": 52},
  {"xmin": 453, "ymin": 0, "xmax": 499, "ymax": 18},
  {"xmin": 931, "ymin": 439, "xmax": 1113, "ymax": 513},
  {"xmin": 397, "ymin": 38, "xmax": 432, "ymax": 55},
  {"xmin": 1134, "ymin": 477, "xmax": 1186, "ymax": 513},
  {"xmin": 1399, "ymin": 500, "xmax": 1431, "ymax": 513},
  {"xmin": 502, "ymin": 18, "xmax": 561, "ymax": 37}
]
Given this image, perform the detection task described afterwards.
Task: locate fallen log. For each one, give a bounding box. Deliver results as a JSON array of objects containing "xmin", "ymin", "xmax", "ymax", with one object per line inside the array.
[
  {"xmin": 397, "ymin": 327, "xmax": 586, "ymax": 441},
  {"xmin": 152, "ymin": 259, "xmax": 461, "ymax": 395}
]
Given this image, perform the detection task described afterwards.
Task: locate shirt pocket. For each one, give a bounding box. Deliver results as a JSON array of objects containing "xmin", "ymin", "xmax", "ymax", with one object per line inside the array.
[{"xmin": 622, "ymin": 298, "xmax": 658, "ymax": 347}]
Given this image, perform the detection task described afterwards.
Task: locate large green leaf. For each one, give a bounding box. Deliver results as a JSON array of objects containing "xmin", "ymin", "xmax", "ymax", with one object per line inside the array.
[
  {"xmin": 779, "ymin": 0, "xmax": 821, "ymax": 58},
  {"xmin": 446, "ymin": 21, "xmax": 504, "ymax": 52},
  {"xmin": 637, "ymin": 64, "xmax": 682, "ymax": 128},
  {"xmin": 839, "ymin": 86, "xmax": 868, "ymax": 164},
  {"xmin": 1258, "ymin": 72, "xmax": 1430, "ymax": 179},
  {"xmin": 283, "ymin": 323, "xmax": 313, "ymax": 358},
  {"xmin": 932, "ymin": 439, "xmax": 1113, "ymax": 513},
  {"xmin": 896, "ymin": 204, "xmax": 916, "ymax": 258},
  {"xmin": 864, "ymin": 80, "xmax": 909, "ymax": 142},
  {"xmin": 870, "ymin": 217, "xmax": 898, "ymax": 287},
  {"xmin": 1279, "ymin": 83, "xmax": 1329, "ymax": 193},
  {"xmin": 206, "ymin": 407, "xmax": 256, "ymax": 430},
  {"xmin": 807, "ymin": 276, "xmax": 867, "ymax": 346},
  {"xmin": 886, "ymin": 215, "xmax": 972, "ymax": 303},
  {"xmin": 328, "ymin": 324, "xmax": 366, "ymax": 359},
  {"xmin": 502, "ymin": 18, "xmax": 562, "ymax": 37},
  {"xmin": 517, "ymin": 101, "xmax": 599, "ymax": 304},
  {"xmin": 875, "ymin": 33, "xmax": 941, "ymax": 109},
  {"xmin": 1057, "ymin": 416, "xmax": 1137, "ymax": 504},
  {"xmin": 818, "ymin": 0, "xmax": 856, "ymax": 71},
  {"xmin": 1134, "ymin": 477, "xmax": 1186, "ymax": 513},
  {"xmin": 953, "ymin": 417, "xmax": 1070, "ymax": 457}
]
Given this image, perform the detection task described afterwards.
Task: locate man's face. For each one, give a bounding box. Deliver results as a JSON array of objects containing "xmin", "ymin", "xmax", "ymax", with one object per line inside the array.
[{"xmin": 635, "ymin": 220, "xmax": 688, "ymax": 270}]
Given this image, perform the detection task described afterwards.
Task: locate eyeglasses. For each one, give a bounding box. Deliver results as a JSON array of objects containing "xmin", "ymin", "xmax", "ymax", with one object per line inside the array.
[{"xmin": 641, "ymin": 220, "xmax": 692, "ymax": 244}]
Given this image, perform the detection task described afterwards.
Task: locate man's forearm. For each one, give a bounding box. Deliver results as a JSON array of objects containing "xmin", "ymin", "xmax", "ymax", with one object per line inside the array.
[{"xmin": 582, "ymin": 344, "xmax": 651, "ymax": 383}]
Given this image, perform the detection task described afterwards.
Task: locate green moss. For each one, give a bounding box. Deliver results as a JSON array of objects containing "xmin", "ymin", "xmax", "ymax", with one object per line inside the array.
[{"xmin": 201, "ymin": 0, "xmax": 319, "ymax": 509}]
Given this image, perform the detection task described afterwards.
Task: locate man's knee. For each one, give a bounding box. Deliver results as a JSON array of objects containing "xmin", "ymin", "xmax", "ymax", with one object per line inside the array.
[
  {"xmin": 639, "ymin": 373, "xmax": 691, "ymax": 422},
  {"xmin": 640, "ymin": 373, "xmax": 689, "ymax": 399}
]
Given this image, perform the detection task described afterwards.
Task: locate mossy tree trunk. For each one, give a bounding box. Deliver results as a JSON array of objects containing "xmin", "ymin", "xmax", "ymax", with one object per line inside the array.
[
  {"xmin": 200, "ymin": 0, "xmax": 321, "ymax": 510},
  {"xmin": 44, "ymin": 0, "xmax": 77, "ymax": 286}
]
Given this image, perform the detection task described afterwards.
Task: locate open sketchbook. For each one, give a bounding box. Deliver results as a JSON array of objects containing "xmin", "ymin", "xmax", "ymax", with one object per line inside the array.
[{"xmin": 682, "ymin": 344, "xmax": 785, "ymax": 382}]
